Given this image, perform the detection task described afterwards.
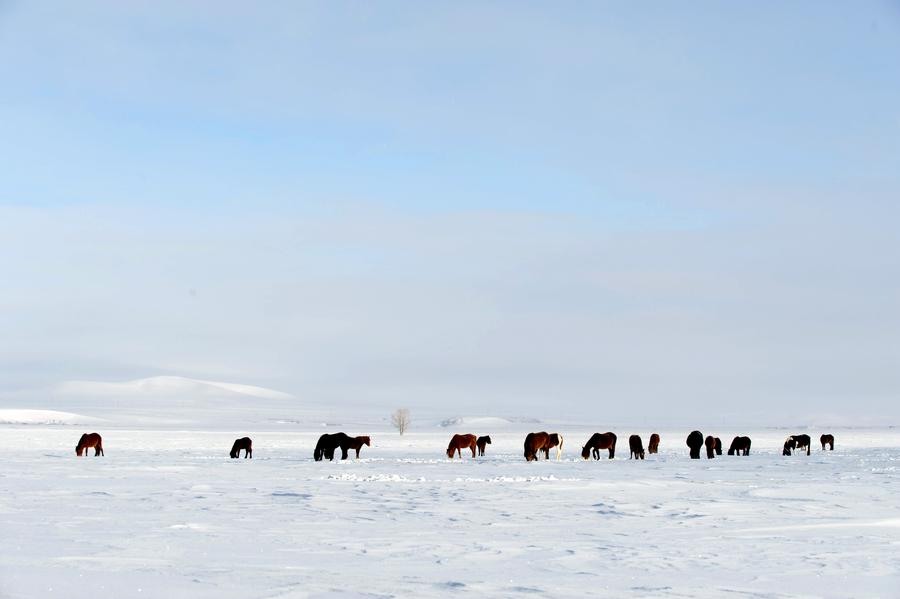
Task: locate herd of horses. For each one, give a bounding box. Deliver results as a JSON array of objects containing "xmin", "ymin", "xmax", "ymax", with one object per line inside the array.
[{"xmin": 74, "ymin": 430, "xmax": 837, "ymax": 460}]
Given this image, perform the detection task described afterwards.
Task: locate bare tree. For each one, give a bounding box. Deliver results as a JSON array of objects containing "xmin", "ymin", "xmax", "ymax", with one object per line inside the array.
[{"xmin": 391, "ymin": 408, "xmax": 410, "ymax": 435}]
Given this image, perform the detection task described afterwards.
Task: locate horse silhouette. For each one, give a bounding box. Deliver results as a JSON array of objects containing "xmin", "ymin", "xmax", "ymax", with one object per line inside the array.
[
  {"xmin": 314, "ymin": 432, "xmax": 370, "ymax": 461},
  {"xmin": 476, "ymin": 435, "xmax": 491, "ymax": 456},
  {"xmin": 727, "ymin": 436, "xmax": 751, "ymax": 456},
  {"xmin": 629, "ymin": 435, "xmax": 645, "ymax": 460},
  {"xmin": 230, "ymin": 437, "xmax": 252, "ymax": 458},
  {"xmin": 581, "ymin": 432, "xmax": 617, "ymax": 460},
  {"xmin": 820, "ymin": 434, "xmax": 834, "ymax": 451},
  {"xmin": 686, "ymin": 431, "xmax": 704, "ymax": 459}
]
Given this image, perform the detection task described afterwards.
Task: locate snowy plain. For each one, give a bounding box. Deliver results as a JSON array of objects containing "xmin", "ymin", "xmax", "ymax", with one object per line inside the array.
[{"xmin": 1, "ymin": 419, "xmax": 899, "ymax": 599}]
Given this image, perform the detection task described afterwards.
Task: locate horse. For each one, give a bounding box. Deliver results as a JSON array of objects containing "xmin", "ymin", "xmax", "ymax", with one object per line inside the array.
[
  {"xmin": 446, "ymin": 434, "xmax": 477, "ymax": 459},
  {"xmin": 629, "ymin": 434, "xmax": 645, "ymax": 460},
  {"xmin": 820, "ymin": 434, "xmax": 834, "ymax": 451},
  {"xmin": 581, "ymin": 432, "xmax": 617, "ymax": 460},
  {"xmin": 648, "ymin": 433, "xmax": 660, "ymax": 454},
  {"xmin": 783, "ymin": 434, "xmax": 811, "ymax": 456},
  {"xmin": 230, "ymin": 437, "xmax": 252, "ymax": 458},
  {"xmin": 347, "ymin": 435, "xmax": 370, "ymax": 459},
  {"xmin": 705, "ymin": 435, "xmax": 717, "ymax": 459},
  {"xmin": 76, "ymin": 433, "xmax": 103, "ymax": 456},
  {"xmin": 782, "ymin": 436, "xmax": 796, "ymax": 456},
  {"xmin": 314, "ymin": 432, "xmax": 370, "ymax": 461},
  {"xmin": 542, "ymin": 433, "xmax": 563, "ymax": 460},
  {"xmin": 727, "ymin": 436, "xmax": 751, "ymax": 456},
  {"xmin": 686, "ymin": 430, "xmax": 704, "ymax": 459},
  {"xmin": 476, "ymin": 435, "xmax": 491, "ymax": 456},
  {"xmin": 714, "ymin": 437, "xmax": 723, "ymax": 455}
]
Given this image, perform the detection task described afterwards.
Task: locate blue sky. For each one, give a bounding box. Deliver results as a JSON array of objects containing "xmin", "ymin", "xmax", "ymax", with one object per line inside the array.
[{"xmin": 1, "ymin": 2, "xmax": 899, "ymax": 423}]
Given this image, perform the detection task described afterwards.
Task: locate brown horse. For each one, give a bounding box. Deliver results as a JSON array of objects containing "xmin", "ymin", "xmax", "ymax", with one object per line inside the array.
[
  {"xmin": 820, "ymin": 434, "xmax": 834, "ymax": 451},
  {"xmin": 348, "ymin": 435, "xmax": 370, "ymax": 459},
  {"xmin": 447, "ymin": 434, "xmax": 477, "ymax": 459},
  {"xmin": 230, "ymin": 437, "xmax": 252, "ymax": 458},
  {"xmin": 686, "ymin": 430, "xmax": 703, "ymax": 459},
  {"xmin": 76, "ymin": 433, "xmax": 103, "ymax": 456},
  {"xmin": 648, "ymin": 433, "xmax": 660, "ymax": 454},
  {"xmin": 727, "ymin": 436, "xmax": 751, "ymax": 456},
  {"xmin": 704, "ymin": 435, "xmax": 717, "ymax": 459},
  {"xmin": 581, "ymin": 432, "xmax": 617, "ymax": 460},
  {"xmin": 629, "ymin": 435, "xmax": 645, "ymax": 460},
  {"xmin": 714, "ymin": 437, "xmax": 723, "ymax": 455},
  {"xmin": 476, "ymin": 435, "xmax": 491, "ymax": 456}
]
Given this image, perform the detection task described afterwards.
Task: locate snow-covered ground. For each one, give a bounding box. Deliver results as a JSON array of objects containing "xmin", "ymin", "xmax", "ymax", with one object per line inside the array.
[{"xmin": 1, "ymin": 425, "xmax": 898, "ymax": 598}]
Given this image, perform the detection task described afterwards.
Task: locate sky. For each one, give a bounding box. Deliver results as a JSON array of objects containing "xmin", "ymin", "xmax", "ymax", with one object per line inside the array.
[{"xmin": 1, "ymin": 2, "xmax": 899, "ymax": 425}]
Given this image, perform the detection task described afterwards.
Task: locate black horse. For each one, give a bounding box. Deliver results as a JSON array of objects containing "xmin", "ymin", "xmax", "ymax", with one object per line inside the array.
[
  {"xmin": 629, "ymin": 435, "xmax": 645, "ymax": 460},
  {"xmin": 727, "ymin": 436, "xmax": 751, "ymax": 456},
  {"xmin": 230, "ymin": 437, "xmax": 252, "ymax": 459},
  {"xmin": 783, "ymin": 434, "xmax": 811, "ymax": 456},
  {"xmin": 820, "ymin": 434, "xmax": 834, "ymax": 451},
  {"xmin": 314, "ymin": 432, "xmax": 370, "ymax": 461},
  {"xmin": 581, "ymin": 432, "xmax": 617, "ymax": 460},
  {"xmin": 476, "ymin": 435, "xmax": 492, "ymax": 456},
  {"xmin": 686, "ymin": 430, "xmax": 704, "ymax": 459}
]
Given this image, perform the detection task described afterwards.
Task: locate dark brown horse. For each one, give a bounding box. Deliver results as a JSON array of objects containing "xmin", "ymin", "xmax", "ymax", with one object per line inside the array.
[
  {"xmin": 648, "ymin": 433, "xmax": 660, "ymax": 454},
  {"xmin": 820, "ymin": 434, "xmax": 834, "ymax": 451},
  {"xmin": 686, "ymin": 430, "xmax": 703, "ymax": 459},
  {"xmin": 784, "ymin": 434, "xmax": 811, "ymax": 456},
  {"xmin": 727, "ymin": 436, "xmax": 751, "ymax": 456},
  {"xmin": 76, "ymin": 433, "xmax": 103, "ymax": 456},
  {"xmin": 524, "ymin": 432, "xmax": 563, "ymax": 461},
  {"xmin": 629, "ymin": 435, "xmax": 645, "ymax": 460},
  {"xmin": 714, "ymin": 437, "xmax": 723, "ymax": 455},
  {"xmin": 476, "ymin": 435, "xmax": 491, "ymax": 456},
  {"xmin": 314, "ymin": 432, "xmax": 370, "ymax": 461},
  {"xmin": 581, "ymin": 432, "xmax": 617, "ymax": 460},
  {"xmin": 230, "ymin": 437, "xmax": 252, "ymax": 458},
  {"xmin": 704, "ymin": 435, "xmax": 717, "ymax": 459},
  {"xmin": 543, "ymin": 433, "xmax": 563, "ymax": 460},
  {"xmin": 447, "ymin": 434, "xmax": 477, "ymax": 459},
  {"xmin": 347, "ymin": 435, "xmax": 370, "ymax": 459}
]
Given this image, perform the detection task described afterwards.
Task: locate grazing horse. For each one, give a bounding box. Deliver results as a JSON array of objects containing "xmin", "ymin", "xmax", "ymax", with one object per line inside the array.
[
  {"xmin": 714, "ymin": 437, "xmax": 723, "ymax": 455},
  {"xmin": 686, "ymin": 430, "xmax": 704, "ymax": 459},
  {"xmin": 727, "ymin": 436, "xmax": 751, "ymax": 456},
  {"xmin": 476, "ymin": 435, "xmax": 492, "ymax": 456},
  {"xmin": 542, "ymin": 433, "xmax": 563, "ymax": 460},
  {"xmin": 629, "ymin": 435, "xmax": 645, "ymax": 460},
  {"xmin": 581, "ymin": 432, "xmax": 617, "ymax": 460},
  {"xmin": 820, "ymin": 434, "xmax": 834, "ymax": 451},
  {"xmin": 782, "ymin": 436, "xmax": 796, "ymax": 456},
  {"xmin": 314, "ymin": 432, "xmax": 370, "ymax": 461},
  {"xmin": 446, "ymin": 434, "xmax": 477, "ymax": 459},
  {"xmin": 230, "ymin": 437, "xmax": 252, "ymax": 458},
  {"xmin": 705, "ymin": 435, "xmax": 718, "ymax": 459},
  {"xmin": 648, "ymin": 433, "xmax": 660, "ymax": 454},
  {"xmin": 784, "ymin": 434, "xmax": 811, "ymax": 456},
  {"xmin": 524, "ymin": 432, "xmax": 563, "ymax": 461},
  {"xmin": 347, "ymin": 435, "xmax": 370, "ymax": 459},
  {"xmin": 76, "ymin": 433, "xmax": 103, "ymax": 456}
]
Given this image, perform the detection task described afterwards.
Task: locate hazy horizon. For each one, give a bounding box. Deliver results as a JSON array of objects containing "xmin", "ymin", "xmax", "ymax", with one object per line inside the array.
[{"xmin": 2, "ymin": 2, "xmax": 899, "ymax": 425}]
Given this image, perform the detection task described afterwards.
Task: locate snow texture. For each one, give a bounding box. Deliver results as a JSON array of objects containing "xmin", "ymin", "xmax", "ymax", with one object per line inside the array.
[{"xmin": 1, "ymin": 425, "xmax": 898, "ymax": 598}]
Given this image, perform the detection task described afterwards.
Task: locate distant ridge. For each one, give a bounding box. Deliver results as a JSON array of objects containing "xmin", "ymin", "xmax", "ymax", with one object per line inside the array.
[{"xmin": 56, "ymin": 376, "xmax": 294, "ymax": 401}]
